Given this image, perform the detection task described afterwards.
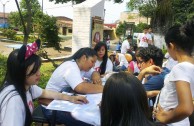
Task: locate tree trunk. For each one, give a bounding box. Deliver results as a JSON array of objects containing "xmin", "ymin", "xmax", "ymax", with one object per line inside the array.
[{"xmin": 24, "ymin": 0, "xmax": 32, "ymax": 44}]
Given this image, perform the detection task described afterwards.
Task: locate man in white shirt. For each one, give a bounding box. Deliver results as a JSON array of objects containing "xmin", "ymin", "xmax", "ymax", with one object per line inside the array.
[
  {"xmin": 137, "ymin": 27, "xmax": 152, "ymax": 47},
  {"xmin": 121, "ymin": 35, "xmax": 132, "ymax": 54}
]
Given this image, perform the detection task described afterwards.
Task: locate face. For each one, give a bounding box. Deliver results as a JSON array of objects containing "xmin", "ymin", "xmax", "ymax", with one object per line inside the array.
[
  {"xmin": 148, "ymin": 28, "xmax": 152, "ymax": 33},
  {"xmin": 82, "ymin": 55, "xmax": 97, "ymax": 71},
  {"xmin": 143, "ymin": 29, "xmax": 148, "ymax": 34},
  {"xmin": 136, "ymin": 57, "xmax": 152, "ymax": 71},
  {"xmin": 25, "ymin": 63, "xmax": 41, "ymax": 87},
  {"xmin": 97, "ymin": 46, "xmax": 106, "ymax": 60}
]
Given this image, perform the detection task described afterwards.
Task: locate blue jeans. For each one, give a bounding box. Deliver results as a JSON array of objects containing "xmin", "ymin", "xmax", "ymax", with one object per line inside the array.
[{"xmin": 41, "ymin": 106, "xmax": 93, "ymax": 126}]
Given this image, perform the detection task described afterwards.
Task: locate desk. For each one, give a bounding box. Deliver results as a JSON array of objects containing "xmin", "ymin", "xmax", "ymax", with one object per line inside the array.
[{"xmin": 46, "ymin": 93, "xmax": 102, "ymax": 126}]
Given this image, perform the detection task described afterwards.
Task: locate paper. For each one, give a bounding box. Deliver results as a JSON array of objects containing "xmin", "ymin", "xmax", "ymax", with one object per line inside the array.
[
  {"xmin": 46, "ymin": 93, "xmax": 102, "ymax": 112},
  {"xmin": 46, "ymin": 93, "xmax": 102, "ymax": 126}
]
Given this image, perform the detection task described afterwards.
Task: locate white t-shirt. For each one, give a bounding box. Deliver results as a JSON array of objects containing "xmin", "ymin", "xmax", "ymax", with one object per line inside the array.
[
  {"xmin": 138, "ymin": 33, "xmax": 152, "ymax": 47},
  {"xmin": 0, "ymin": 85, "xmax": 42, "ymax": 126},
  {"xmin": 117, "ymin": 53, "xmax": 128, "ymax": 68},
  {"xmin": 46, "ymin": 60, "xmax": 94, "ymax": 92},
  {"xmin": 93, "ymin": 58, "xmax": 113, "ymax": 74},
  {"xmin": 121, "ymin": 40, "xmax": 130, "ymax": 54},
  {"xmin": 158, "ymin": 62, "xmax": 194, "ymax": 126}
]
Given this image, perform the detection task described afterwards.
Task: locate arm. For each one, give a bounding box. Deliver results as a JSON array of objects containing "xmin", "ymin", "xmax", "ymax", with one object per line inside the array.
[
  {"xmin": 155, "ymin": 81, "xmax": 193, "ymax": 123},
  {"xmin": 74, "ymin": 82, "xmax": 103, "ymax": 94},
  {"xmin": 137, "ymin": 65, "xmax": 162, "ymax": 81},
  {"xmin": 39, "ymin": 89, "xmax": 88, "ymax": 104},
  {"xmin": 147, "ymin": 90, "xmax": 160, "ymax": 98}
]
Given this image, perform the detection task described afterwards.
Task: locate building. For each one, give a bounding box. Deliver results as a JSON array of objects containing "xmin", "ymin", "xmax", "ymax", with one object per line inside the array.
[
  {"xmin": 56, "ymin": 16, "xmax": 73, "ymax": 36},
  {"xmin": 104, "ymin": 23, "xmax": 117, "ymax": 40},
  {"xmin": 120, "ymin": 10, "xmax": 150, "ymax": 25},
  {"xmin": 0, "ymin": 12, "xmax": 9, "ymax": 28}
]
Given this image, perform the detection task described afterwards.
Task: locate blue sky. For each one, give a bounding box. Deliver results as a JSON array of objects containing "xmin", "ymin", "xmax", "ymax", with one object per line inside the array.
[{"xmin": 0, "ymin": 0, "xmax": 128, "ymax": 23}]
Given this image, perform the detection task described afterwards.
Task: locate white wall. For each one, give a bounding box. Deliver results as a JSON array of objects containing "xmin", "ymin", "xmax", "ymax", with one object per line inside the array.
[{"xmin": 72, "ymin": 0, "xmax": 105, "ymax": 53}]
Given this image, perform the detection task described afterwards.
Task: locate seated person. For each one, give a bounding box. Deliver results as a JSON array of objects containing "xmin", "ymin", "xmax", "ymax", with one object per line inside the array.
[
  {"xmin": 42, "ymin": 47, "xmax": 103, "ymax": 126},
  {"xmin": 128, "ymin": 47, "xmax": 143, "ymax": 75},
  {"xmin": 0, "ymin": 40, "xmax": 87, "ymax": 126},
  {"xmin": 114, "ymin": 53, "xmax": 128, "ymax": 72},
  {"xmin": 137, "ymin": 45, "xmax": 170, "ymax": 91},
  {"xmin": 101, "ymin": 72, "xmax": 166, "ymax": 126},
  {"xmin": 94, "ymin": 42, "xmax": 113, "ymax": 76}
]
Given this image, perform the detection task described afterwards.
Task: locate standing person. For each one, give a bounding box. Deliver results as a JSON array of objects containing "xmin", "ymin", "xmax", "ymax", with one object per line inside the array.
[
  {"xmin": 94, "ymin": 42, "xmax": 113, "ymax": 76},
  {"xmin": 148, "ymin": 26, "xmax": 154, "ymax": 45},
  {"xmin": 101, "ymin": 72, "xmax": 163, "ymax": 126},
  {"xmin": 106, "ymin": 35, "xmax": 110, "ymax": 50},
  {"xmin": 137, "ymin": 26, "xmax": 152, "ymax": 47},
  {"xmin": 121, "ymin": 35, "xmax": 132, "ymax": 54},
  {"xmin": 42, "ymin": 47, "xmax": 103, "ymax": 126},
  {"xmin": 153, "ymin": 20, "xmax": 194, "ymax": 125},
  {"xmin": 115, "ymin": 37, "xmax": 122, "ymax": 52},
  {"xmin": 0, "ymin": 40, "xmax": 88, "ymax": 126}
]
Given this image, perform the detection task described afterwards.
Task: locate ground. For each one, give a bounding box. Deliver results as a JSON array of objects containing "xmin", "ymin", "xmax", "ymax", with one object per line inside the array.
[
  {"xmin": 0, "ymin": 39, "xmax": 72, "ymax": 58},
  {"xmin": 0, "ymin": 39, "xmax": 118, "ymax": 59}
]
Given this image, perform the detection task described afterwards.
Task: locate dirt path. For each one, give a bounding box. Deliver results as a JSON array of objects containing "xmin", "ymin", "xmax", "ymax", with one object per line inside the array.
[{"xmin": 0, "ymin": 40, "xmax": 72, "ymax": 58}]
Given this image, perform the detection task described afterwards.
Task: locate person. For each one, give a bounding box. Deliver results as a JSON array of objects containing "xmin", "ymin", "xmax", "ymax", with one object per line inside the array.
[
  {"xmin": 120, "ymin": 35, "xmax": 132, "ymax": 54},
  {"xmin": 162, "ymin": 52, "xmax": 178, "ymax": 70},
  {"xmin": 137, "ymin": 26, "xmax": 152, "ymax": 47},
  {"xmin": 94, "ymin": 42, "xmax": 113, "ymax": 76},
  {"xmin": 153, "ymin": 20, "xmax": 194, "ymax": 125},
  {"xmin": 115, "ymin": 37, "xmax": 122, "ymax": 52},
  {"xmin": 148, "ymin": 26, "xmax": 154, "ymax": 45},
  {"xmin": 101, "ymin": 72, "xmax": 165, "ymax": 126},
  {"xmin": 0, "ymin": 40, "xmax": 88, "ymax": 126},
  {"xmin": 137, "ymin": 45, "xmax": 170, "ymax": 91},
  {"xmin": 106, "ymin": 35, "xmax": 110, "ymax": 50},
  {"xmin": 128, "ymin": 47, "xmax": 143, "ymax": 75},
  {"xmin": 114, "ymin": 53, "xmax": 128, "ymax": 71},
  {"xmin": 42, "ymin": 47, "xmax": 103, "ymax": 126}
]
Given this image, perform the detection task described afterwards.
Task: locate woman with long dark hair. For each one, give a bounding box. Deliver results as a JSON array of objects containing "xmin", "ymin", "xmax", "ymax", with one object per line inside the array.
[
  {"xmin": 0, "ymin": 40, "xmax": 87, "ymax": 126},
  {"xmin": 94, "ymin": 42, "xmax": 113, "ymax": 75},
  {"xmin": 101, "ymin": 72, "xmax": 155, "ymax": 126}
]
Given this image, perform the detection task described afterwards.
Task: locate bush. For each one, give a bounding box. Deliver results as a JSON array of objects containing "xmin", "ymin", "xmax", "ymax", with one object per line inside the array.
[
  {"xmin": 2, "ymin": 29, "xmax": 17, "ymax": 39},
  {"xmin": 0, "ymin": 54, "xmax": 7, "ymax": 86}
]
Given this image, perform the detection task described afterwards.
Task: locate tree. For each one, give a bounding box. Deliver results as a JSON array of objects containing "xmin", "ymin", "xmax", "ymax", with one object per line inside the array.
[{"xmin": 128, "ymin": 0, "xmax": 194, "ymax": 34}]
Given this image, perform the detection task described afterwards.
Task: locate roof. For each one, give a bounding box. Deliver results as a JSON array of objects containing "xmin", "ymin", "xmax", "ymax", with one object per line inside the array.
[
  {"xmin": 104, "ymin": 23, "xmax": 116, "ymax": 28},
  {"xmin": 55, "ymin": 16, "xmax": 73, "ymax": 21}
]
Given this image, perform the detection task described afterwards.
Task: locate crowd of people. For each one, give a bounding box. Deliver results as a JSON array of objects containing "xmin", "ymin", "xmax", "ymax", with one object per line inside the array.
[{"xmin": 0, "ymin": 18, "xmax": 194, "ymax": 126}]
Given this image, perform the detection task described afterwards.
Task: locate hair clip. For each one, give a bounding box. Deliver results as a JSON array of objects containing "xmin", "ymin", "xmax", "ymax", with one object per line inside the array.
[{"xmin": 25, "ymin": 39, "xmax": 41, "ymax": 60}]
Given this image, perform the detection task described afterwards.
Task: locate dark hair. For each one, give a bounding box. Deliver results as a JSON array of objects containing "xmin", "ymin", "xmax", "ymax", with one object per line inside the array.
[
  {"xmin": 165, "ymin": 19, "xmax": 194, "ymax": 55},
  {"xmin": 136, "ymin": 46, "xmax": 164, "ymax": 67},
  {"xmin": 63, "ymin": 47, "xmax": 97, "ymax": 62},
  {"xmin": 127, "ymin": 35, "xmax": 132, "ymax": 39},
  {"xmin": 94, "ymin": 42, "xmax": 108, "ymax": 74},
  {"xmin": 101, "ymin": 72, "xmax": 154, "ymax": 126},
  {"xmin": 0, "ymin": 47, "xmax": 41, "ymax": 126}
]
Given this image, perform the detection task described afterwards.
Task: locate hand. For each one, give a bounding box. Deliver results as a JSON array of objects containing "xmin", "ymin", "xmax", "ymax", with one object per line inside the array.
[
  {"xmin": 69, "ymin": 95, "xmax": 89, "ymax": 104},
  {"xmin": 93, "ymin": 79, "xmax": 102, "ymax": 85},
  {"xmin": 92, "ymin": 71, "xmax": 102, "ymax": 84},
  {"xmin": 143, "ymin": 65, "xmax": 162, "ymax": 75},
  {"xmin": 153, "ymin": 104, "xmax": 174, "ymax": 123}
]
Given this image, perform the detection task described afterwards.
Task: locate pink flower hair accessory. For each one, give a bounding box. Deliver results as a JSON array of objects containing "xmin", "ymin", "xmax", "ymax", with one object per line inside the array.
[{"xmin": 25, "ymin": 39, "xmax": 41, "ymax": 60}]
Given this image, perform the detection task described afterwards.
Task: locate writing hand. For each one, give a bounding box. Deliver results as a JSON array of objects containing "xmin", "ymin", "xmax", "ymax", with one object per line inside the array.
[{"xmin": 69, "ymin": 95, "xmax": 89, "ymax": 104}]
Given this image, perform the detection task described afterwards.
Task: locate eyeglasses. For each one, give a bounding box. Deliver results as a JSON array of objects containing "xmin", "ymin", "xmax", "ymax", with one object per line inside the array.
[{"xmin": 137, "ymin": 60, "xmax": 145, "ymax": 65}]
